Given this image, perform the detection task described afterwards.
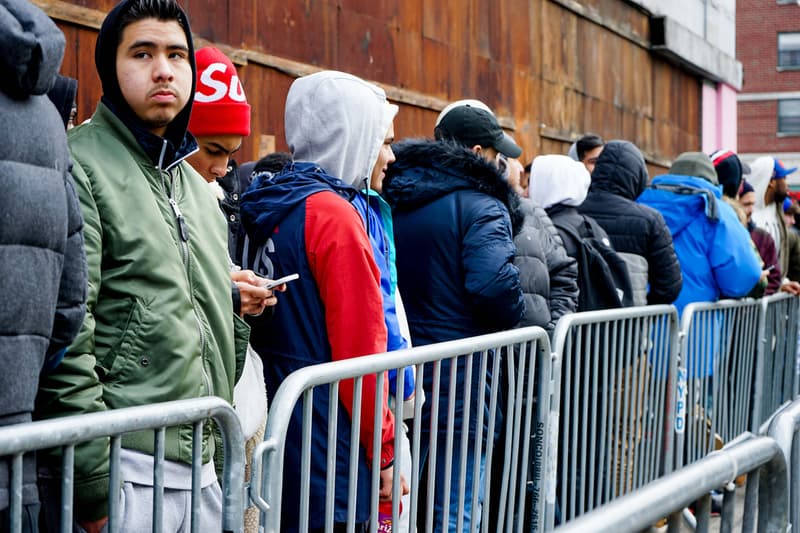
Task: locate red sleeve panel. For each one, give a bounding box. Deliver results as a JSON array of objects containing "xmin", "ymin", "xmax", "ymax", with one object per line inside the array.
[{"xmin": 305, "ymin": 191, "xmax": 395, "ymax": 468}]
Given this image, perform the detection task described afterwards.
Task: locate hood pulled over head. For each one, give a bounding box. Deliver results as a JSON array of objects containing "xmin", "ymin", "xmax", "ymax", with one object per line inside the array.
[
  {"xmin": 528, "ymin": 154, "xmax": 591, "ymax": 209},
  {"xmin": 94, "ymin": 0, "xmax": 197, "ymax": 167},
  {"xmin": 590, "ymin": 140, "xmax": 649, "ymax": 200},
  {"xmin": 0, "ymin": 0, "xmax": 65, "ymax": 99},
  {"xmin": 285, "ymin": 70, "xmax": 398, "ymax": 188}
]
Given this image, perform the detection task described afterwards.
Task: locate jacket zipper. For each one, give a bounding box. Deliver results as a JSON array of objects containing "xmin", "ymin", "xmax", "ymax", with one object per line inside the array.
[{"xmin": 158, "ymin": 141, "xmax": 213, "ymax": 398}]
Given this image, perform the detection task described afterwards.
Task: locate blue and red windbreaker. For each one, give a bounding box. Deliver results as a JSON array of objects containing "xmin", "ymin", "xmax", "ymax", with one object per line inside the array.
[{"xmin": 239, "ymin": 161, "xmax": 395, "ymax": 529}]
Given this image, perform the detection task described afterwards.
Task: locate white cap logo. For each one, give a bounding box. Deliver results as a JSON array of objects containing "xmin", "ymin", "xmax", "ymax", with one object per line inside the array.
[{"xmin": 195, "ymin": 62, "xmax": 246, "ymax": 103}]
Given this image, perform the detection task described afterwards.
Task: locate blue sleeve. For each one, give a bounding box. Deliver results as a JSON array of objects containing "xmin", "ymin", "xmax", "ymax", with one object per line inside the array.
[
  {"xmin": 462, "ymin": 199, "xmax": 525, "ymax": 331},
  {"xmin": 711, "ymin": 202, "xmax": 763, "ymax": 298},
  {"xmin": 387, "ymin": 366, "xmax": 415, "ymax": 401}
]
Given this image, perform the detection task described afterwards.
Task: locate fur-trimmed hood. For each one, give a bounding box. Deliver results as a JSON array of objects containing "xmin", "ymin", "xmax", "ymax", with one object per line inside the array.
[{"xmin": 383, "ymin": 138, "xmax": 524, "ymax": 235}]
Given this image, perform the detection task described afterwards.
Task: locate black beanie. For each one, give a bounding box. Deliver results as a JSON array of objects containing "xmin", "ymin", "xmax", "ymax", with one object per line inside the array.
[{"xmin": 710, "ymin": 150, "xmax": 743, "ymax": 198}]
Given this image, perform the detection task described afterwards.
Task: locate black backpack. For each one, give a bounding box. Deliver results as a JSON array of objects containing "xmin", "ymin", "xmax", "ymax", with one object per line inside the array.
[{"xmin": 554, "ymin": 217, "xmax": 634, "ymax": 312}]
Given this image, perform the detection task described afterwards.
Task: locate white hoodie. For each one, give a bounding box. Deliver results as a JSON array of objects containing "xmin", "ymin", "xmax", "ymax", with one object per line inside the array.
[
  {"xmin": 749, "ymin": 156, "xmax": 784, "ymax": 251},
  {"xmin": 528, "ymin": 154, "xmax": 591, "ymax": 209},
  {"xmin": 284, "ymin": 70, "xmax": 398, "ymax": 188}
]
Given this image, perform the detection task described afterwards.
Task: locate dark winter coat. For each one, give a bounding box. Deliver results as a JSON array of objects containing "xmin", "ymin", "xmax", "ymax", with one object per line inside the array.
[
  {"xmin": 579, "ymin": 140, "xmax": 682, "ymax": 306},
  {"xmin": 383, "ymin": 139, "xmax": 524, "ymax": 439},
  {"xmin": 514, "ymin": 199, "xmax": 578, "ymax": 332},
  {"xmin": 383, "ymin": 139, "xmax": 525, "ymax": 345},
  {"xmin": 0, "ymin": 0, "xmax": 87, "ymax": 509}
]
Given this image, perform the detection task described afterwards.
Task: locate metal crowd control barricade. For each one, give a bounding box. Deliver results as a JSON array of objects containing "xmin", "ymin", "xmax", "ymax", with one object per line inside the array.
[
  {"xmin": 0, "ymin": 397, "xmax": 244, "ymax": 533},
  {"xmin": 676, "ymin": 299, "xmax": 763, "ymax": 469},
  {"xmin": 250, "ymin": 327, "xmax": 556, "ymax": 533},
  {"xmin": 552, "ymin": 435, "xmax": 788, "ymax": 533},
  {"xmin": 754, "ymin": 293, "xmax": 800, "ymax": 427},
  {"xmin": 550, "ymin": 305, "xmax": 679, "ymax": 524},
  {"xmin": 766, "ymin": 397, "xmax": 800, "ymax": 531}
]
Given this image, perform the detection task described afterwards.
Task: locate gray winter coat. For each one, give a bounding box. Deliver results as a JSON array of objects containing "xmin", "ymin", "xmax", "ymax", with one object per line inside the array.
[
  {"xmin": 0, "ymin": 0, "xmax": 87, "ymax": 509},
  {"xmin": 514, "ymin": 199, "xmax": 578, "ymax": 332}
]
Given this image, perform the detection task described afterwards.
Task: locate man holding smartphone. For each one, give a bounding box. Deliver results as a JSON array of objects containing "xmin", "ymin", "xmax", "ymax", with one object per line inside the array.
[{"xmin": 240, "ymin": 70, "xmax": 406, "ymax": 533}]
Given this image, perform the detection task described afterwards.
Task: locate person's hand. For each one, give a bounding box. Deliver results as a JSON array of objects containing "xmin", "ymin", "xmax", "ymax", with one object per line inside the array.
[
  {"xmin": 78, "ymin": 516, "xmax": 108, "ymax": 533},
  {"xmin": 760, "ymin": 270, "xmax": 770, "ymax": 283},
  {"xmin": 379, "ymin": 465, "xmax": 409, "ymax": 501},
  {"xmin": 231, "ymin": 270, "xmax": 274, "ymax": 316},
  {"xmin": 780, "ymin": 280, "xmax": 800, "ymax": 295}
]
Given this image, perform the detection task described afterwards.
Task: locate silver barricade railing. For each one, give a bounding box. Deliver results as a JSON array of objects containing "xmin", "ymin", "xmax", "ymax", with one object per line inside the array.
[
  {"xmin": 550, "ymin": 305, "xmax": 679, "ymax": 525},
  {"xmin": 754, "ymin": 293, "xmax": 800, "ymax": 427},
  {"xmin": 249, "ymin": 327, "xmax": 555, "ymax": 533},
  {"xmin": 765, "ymin": 397, "xmax": 800, "ymax": 531},
  {"xmin": 551, "ymin": 434, "xmax": 788, "ymax": 533},
  {"xmin": 0, "ymin": 397, "xmax": 244, "ymax": 533},
  {"xmin": 675, "ymin": 299, "xmax": 763, "ymax": 469}
]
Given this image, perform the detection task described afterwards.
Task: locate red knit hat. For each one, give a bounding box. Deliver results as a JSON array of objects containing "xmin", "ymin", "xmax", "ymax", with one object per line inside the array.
[{"xmin": 188, "ymin": 47, "xmax": 251, "ymax": 137}]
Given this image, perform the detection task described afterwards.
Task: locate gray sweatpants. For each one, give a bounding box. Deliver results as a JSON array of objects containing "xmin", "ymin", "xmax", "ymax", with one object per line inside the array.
[{"xmin": 73, "ymin": 481, "xmax": 223, "ymax": 533}]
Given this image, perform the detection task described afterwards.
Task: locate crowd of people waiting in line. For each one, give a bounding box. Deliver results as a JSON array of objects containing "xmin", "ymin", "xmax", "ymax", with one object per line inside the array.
[{"xmin": 3, "ymin": 0, "xmax": 800, "ymax": 531}]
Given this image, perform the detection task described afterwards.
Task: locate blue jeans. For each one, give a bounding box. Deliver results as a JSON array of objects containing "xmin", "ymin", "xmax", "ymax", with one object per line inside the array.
[{"xmin": 419, "ymin": 431, "xmax": 487, "ymax": 533}]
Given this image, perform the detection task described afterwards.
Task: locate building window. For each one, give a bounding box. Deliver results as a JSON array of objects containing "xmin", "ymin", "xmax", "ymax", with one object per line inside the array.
[
  {"xmin": 779, "ymin": 33, "xmax": 800, "ymax": 69},
  {"xmin": 779, "ymin": 99, "xmax": 800, "ymax": 135}
]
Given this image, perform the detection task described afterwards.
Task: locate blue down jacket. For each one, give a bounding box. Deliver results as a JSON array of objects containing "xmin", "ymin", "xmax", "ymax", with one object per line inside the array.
[{"xmin": 637, "ymin": 174, "xmax": 761, "ymax": 314}]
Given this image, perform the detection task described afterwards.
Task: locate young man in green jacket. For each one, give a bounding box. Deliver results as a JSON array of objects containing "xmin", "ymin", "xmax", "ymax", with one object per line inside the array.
[{"xmin": 35, "ymin": 1, "xmax": 248, "ymax": 531}]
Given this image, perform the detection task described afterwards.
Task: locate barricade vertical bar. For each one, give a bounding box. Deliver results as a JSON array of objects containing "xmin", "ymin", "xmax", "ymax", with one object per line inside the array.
[
  {"xmin": 300, "ymin": 389, "xmax": 313, "ymax": 533},
  {"xmin": 369, "ymin": 371, "xmax": 384, "ymax": 533},
  {"xmin": 611, "ymin": 319, "xmax": 624, "ymax": 500},
  {"xmin": 108, "ymin": 435, "xmax": 121, "ymax": 533},
  {"xmin": 483, "ymin": 346, "xmax": 502, "ymax": 533},
  {"xmin": 425, "ymin": 361, "xmax": 442, "ymax": 533},
  {"xmin": 325, "ymin": 382, "xmax": 339, "ymax": 533},
  {"xmin": 599, "ymin": 321, "xmax": 612, "ymax": 505},
  {"xmin": 409, "ymin": 362, "xmax": 425, "ymax": 533},
  {"xmin": 695, "ymin": 493, "xmax": 711, "ymax": 532},
  {"xmin": 577, "ymin": 324, "xmax": 588, "ymax": 513},
  {"xmin": 664, "ymin": 311, "xmax": 679, "ymax": 476},
  {"xmin": 347, "ymin": 378, "xmax": 363, "ymax": 533},
  {"xmin": 560, "ymin": 328, "xmax": 573, "ymax": 520},
  {"xmin": 498, "ymin": 347, "xmax": 517, "ymax": 533},
  {"xmin": 543, "ymin": 335, "xmax": 559, "ymax": 531},
  {"xmin": 468, "ymin": 350, "xmax": 486, "ymax": 533},
  {"xmin": 153, "ymin": 427, "xmax": 165, "ymax": 533},
  {"xmin": 587, "ymin": 324, "xmax": 599, "ymax": 509},
  {"xmin": 367, "ymin": 372, "xmax": 382, "ymax": 533},
  {"xmin": 441, "ymin": 356, "xmax": 458, "ymax": 532},
  {"xmin": 60, "ymin": 445, "xmax": 75, "ymax": 533},
  {"xmin": 9, "ymin": 453, "xmax": 21, "ymax": 533},
  {"xmin": 742, "ymin": 469, "xmax": 758, "ymax": 533},
  {"xmin": 456, "ymin": 352, "xmax": 473, "ymax": 533},
  {"xmin": 190, "ymin": 421, "xmax": 202, "ymax": 533},
  {"xmin": 392, "ymin": 367, "xmax": 405, "ymax": 529}
]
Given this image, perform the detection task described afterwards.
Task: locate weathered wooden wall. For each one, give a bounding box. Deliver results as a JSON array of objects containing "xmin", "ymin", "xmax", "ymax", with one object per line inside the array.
[{"xmin": 35, "ymin": 0, "xmax": 701, "ymax": 172}]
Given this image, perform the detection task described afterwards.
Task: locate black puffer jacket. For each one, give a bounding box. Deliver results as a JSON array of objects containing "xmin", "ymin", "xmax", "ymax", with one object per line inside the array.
[
  {"xmin": 514, "ymin": 199, "xmax": 578, "ymax": 332},
  {"xmin": 0, "ymin": 0, "xmax": 87, "ymax": 509},
  {"xmin": 578, "ymin": 140, "xmax": 682, "ymax": 305}
]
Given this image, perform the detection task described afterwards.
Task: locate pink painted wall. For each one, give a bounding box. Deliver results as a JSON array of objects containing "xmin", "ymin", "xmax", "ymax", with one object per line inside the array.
[{"xmin": 702, "ymin": 82, "xmax": 739, "ymax": 153}]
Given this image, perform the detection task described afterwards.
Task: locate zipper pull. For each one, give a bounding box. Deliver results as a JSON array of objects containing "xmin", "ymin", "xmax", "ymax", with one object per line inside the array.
[{"xmin": 168, "ymin": 198, "xmax": 190, "ymax": 242}]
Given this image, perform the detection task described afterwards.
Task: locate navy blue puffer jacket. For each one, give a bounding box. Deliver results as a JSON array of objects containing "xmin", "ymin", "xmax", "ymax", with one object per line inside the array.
[{"xmin": 383, "ymin": 139, "xmax": 525, "ymax": 346}]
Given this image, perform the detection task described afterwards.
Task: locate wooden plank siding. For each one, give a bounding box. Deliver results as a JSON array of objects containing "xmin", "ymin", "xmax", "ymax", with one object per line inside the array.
[{"xmin": 34, "ymin": 0, "xmax": 701, "ymax": 172}]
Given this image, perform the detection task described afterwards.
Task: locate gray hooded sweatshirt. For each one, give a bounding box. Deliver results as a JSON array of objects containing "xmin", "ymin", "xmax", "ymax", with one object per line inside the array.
[{"xmin": 285, "ymin": 70, "xmax": 398, "ymax": 188}]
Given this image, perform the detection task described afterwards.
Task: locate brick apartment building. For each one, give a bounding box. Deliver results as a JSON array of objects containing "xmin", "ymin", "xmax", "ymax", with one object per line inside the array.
[{"xmin": 738, "ymin": 0, "xmax": 800, "ymax": 182}]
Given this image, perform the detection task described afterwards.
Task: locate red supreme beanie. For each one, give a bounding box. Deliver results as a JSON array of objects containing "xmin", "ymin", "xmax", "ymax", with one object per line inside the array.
[{"xmin": 189, "ymin": 47, "xmax": 251, "ymax": 137}]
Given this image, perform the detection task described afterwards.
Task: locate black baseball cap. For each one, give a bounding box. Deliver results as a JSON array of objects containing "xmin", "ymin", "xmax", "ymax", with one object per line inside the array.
[{"xmin": 436, "ymin": 105, "xmax": 522, "ymax": 158}]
